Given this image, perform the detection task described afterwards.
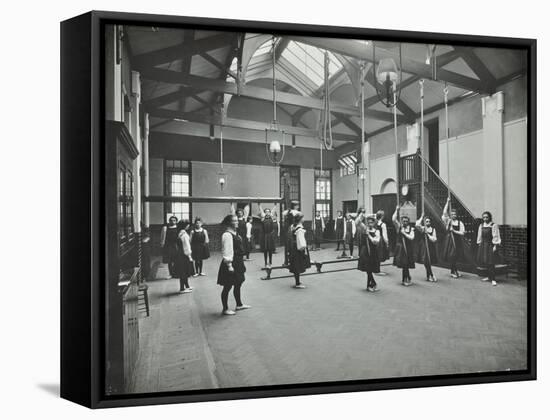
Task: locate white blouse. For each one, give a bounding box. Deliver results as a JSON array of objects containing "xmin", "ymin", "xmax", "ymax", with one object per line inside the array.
[
  {"xmin": 221, "ymin": 231, "xmax": 235, "ymax": 262},
  {"xmin": 294, "ymin": 224, "xmax": 307, "ymax": 250},
  {"xmin": 178, "ymin": 231, "xmax": 192, "ymax": 257}
]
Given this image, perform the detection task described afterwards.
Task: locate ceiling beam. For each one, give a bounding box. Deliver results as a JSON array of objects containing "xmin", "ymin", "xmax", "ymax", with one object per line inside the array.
[
  {"xmin": 148, "ymin": 107, "xmax": 359, "ymax": 142},
  {"xmin": 274, "ymin": 38, "xmax": 290, "ymax": 61},
  {"xmin": 132, "ymin": 33, "xmax": 232, "ymax": 69},
  {"xmin": 200, "ymin": 51, "xmax": 238, "ymax": 79},
  {"xmin": 288, "ymin": 36, "xmax": 486, "ymax": 93},
  {"xmin": 179, "ymin": 30, "xmax": 195, "ymax": 113},
  {"xmin": 140, "ymin": 67, "xmax": 407, "ymax": 123},
  {"xmin": 453, "ymin": 47, "xmax": 496, "ymax": 93},
  {"xmin": 143, "ymin": 87, "xmax": 206, "ymax": 110}
]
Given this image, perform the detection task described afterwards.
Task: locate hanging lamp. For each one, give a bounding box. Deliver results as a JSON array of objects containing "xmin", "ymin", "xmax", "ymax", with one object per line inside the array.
[
  {"xmin": 265, "ymin": 36, "xmax": 286, "ymax": 165},
  {"xmin": 218, "ymin": 102, "xmax": 227, "ymax": 190},
  {"xmin": 372, "ymin": 42, "xmax": 403, "ymax": 108}
]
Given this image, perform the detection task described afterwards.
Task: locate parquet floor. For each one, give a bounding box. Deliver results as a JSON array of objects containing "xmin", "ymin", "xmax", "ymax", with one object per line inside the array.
[{"xmin": 131, "ymin": 247, "xmax": 528, "ymax": 393}]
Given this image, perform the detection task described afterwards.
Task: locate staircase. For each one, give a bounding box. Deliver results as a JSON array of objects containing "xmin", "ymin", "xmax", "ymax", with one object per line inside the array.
[{"xmin": 398, "ymin": 152, "xmax": 480, "ymax": 270}]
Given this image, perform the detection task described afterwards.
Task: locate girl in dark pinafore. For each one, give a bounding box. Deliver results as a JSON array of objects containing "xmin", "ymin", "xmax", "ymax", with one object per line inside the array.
[
  {"xmin": 259, "ymin": 206, "xmax": 278, "ymax": 268},
  {"xmin": 217, "ymin": 214, "xmax": 251, "ymax": 315},
  {"xmin": 288, "ymin": 212, "xmax": 310, "ymax": 289},
  {"xmin": 357, "ymin": 214, "xmax": 381, "ymax": 292},
  {"xmin": 313, "ymin": 211, "xmax": 325, "ymax": 250},
  {"xmin": 335, "ymin": 210, "xmax": 345, "ymax": 252},
  {"xmin": 160, "ymin": 216, "xmax": 179, "ymax": 278},
  {"xmin": 190, "ymin": 217, "xmax": 210, "ymax": 276},
  {"xmin": 442, "ymin": 197, "xmax": 466, "ymax": 278},
  {"xmin": 415, "ymin": 214, "xmax": 438, "ymax": 282},
  {"xmin": 392, "ymin": 206, "xmax": 416, "ymax": 286},
  {"xmin": 476, "ymin": 211, "xmax": 502, "ymax": 286}
]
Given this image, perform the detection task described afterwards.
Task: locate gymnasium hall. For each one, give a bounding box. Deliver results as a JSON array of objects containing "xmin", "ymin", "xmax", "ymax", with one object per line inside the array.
[{"xmin": 103, "ymin": 24, "xmax": 529, "ymax": 395}]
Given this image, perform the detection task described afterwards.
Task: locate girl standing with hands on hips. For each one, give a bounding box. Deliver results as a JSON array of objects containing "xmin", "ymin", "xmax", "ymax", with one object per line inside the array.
[
  {"xmin": 476, "ymin": 211, "xmax": 502, "ymax": 286},
  {"xmin": 217, "ymin": 214, "xmax": 251, "ymax": 315}
]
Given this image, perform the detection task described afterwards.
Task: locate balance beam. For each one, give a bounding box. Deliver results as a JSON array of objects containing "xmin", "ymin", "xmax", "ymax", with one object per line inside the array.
[
  {"xmin": 144, "ymin": 196, "xmax": 283, "ymax": 203},
  {"xmin": 260, "ymin": 258, "xmax": 392, "ymax": 280}
]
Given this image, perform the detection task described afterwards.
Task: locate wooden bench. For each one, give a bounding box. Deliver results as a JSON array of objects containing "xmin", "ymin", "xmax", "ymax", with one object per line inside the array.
[{"xmin": 475, "ymin": 264, "xmax": 509, "ymax": 278}]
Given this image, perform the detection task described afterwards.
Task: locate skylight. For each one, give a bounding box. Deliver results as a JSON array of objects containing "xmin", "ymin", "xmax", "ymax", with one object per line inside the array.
[{"xmin": 281, "ymin": 41, "xmax": 343, "ymax": 87}]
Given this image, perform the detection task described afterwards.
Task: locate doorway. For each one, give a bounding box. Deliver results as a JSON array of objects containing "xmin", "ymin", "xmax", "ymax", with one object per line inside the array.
[
  {"xmin": 425, "ymin": 119, "xmax": 439, "ymax": 173},
  {"xmin": 342, "ymin": 200, "xmax": 357, "ymax": 216}
]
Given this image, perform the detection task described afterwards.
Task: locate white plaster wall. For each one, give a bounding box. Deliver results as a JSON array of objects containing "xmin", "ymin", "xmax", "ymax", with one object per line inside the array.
[
  {"xmin": 503, "ymin": 118, "xmax": 528, "ymax": 225},
  {"xmin": 333, "ymin": 171, "xmax": 358, "ymax": 215},
  {"xmin": 192, "ymin": 161, "xmax": 280, "ymax": 224},
  {"xmin": 438, "ymin": 130, "xmax": 485, "ymax": 217}
]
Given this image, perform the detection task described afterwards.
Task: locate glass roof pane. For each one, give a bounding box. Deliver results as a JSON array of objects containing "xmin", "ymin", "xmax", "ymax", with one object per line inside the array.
[{"xmin": 281, "ymin": 40, "xmax": 343, "ymax": 88}]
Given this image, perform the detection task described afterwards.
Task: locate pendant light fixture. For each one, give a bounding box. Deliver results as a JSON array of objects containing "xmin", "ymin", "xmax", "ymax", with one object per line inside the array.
[{"xmin": 265, "ymin": 36, "xmax": 286, "ymax": 165}]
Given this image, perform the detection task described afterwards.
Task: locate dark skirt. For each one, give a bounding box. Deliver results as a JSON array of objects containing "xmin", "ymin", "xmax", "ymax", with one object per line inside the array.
[
  {"xmin": 261, "ymin": 233, "xmax": 276, "ymax": 252},
  {"xmin": 217, "ymin": 257, "xmax": 246, "ymax": 286},
  {"xmin": 345, "ymin": 231, "xmax": 354, "ymax": 243},
  {"xmin": 393, "ymin": 238, "xmax": 415, "ymax": 269},
  {"xmin": 191, "ymin": 243, "xmax": 210, "ymax": 260},
  {"xmin": 358, "ymin": 243, "xmax": 380, "ymax": 273},
  {"xmin": 163, "ymin": 244, "xmax": 177, "ymax": 264},
  {"xmin": 242, "ymin": 237, "xmax": 251, "ymax": 254},
  {"xmin": 417, "ymin": 236, "xmax": 438, "ymax": 265},
  {"xmin": 377, "ymin": 240, "xmax": 389, "ymax": 262},
  {"xmin": 477, "ymin": 242, "xmax": 497, "ymax": 266},
  {"xmin": 174, "ymin": 254, "xmax": 193, "ymax": 279},
  {"xmin": 288, "ymin": 248, "xmax": 311, "ymax": 274},
  {"xmin": 335, "ymin": 223, "xmax": 344, "ymax": 241},
  {"xmin": 442, "ymin": 232, "xmax": 464, "ymax": 262}
]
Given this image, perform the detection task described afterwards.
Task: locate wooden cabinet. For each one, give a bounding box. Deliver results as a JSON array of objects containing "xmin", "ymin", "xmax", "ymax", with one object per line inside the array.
[{"xmin": 105, "ymin": 121, "xmax": 140, "ymax": 395}]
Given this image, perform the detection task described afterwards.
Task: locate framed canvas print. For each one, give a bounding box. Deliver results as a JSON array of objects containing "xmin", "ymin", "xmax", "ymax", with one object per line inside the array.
[{"xmin": 60, "ymin": 10, "xmax": 536, "ymax": 408}]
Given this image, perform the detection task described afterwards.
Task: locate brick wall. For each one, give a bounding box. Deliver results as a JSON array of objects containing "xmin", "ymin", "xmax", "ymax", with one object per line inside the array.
[{"xmin": 499, "ymin": 224, "xmax": 528, "ymax": 278}]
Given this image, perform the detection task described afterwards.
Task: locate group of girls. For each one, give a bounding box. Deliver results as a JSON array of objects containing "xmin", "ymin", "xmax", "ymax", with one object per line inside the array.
[
  {"xmin": 160, "ymin": 216, "xmax": 210, "ymax": 294},
  {"xmin": 392, "ymin": 197, "xmax": 502, "ymax": 287},
  {"xmin": 162, "ymin": 197, "xmax": 503, "ymax": 315}
]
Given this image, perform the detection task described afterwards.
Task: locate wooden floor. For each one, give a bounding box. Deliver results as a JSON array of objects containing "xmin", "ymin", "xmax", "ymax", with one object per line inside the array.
[{"xmin": 130, "ymin": 247, "xmax": 528, "ymax": 394}]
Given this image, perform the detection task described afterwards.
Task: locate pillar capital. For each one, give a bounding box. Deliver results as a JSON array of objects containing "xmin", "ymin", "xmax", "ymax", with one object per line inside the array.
[{"xmin": 482, "ymin": 91, "xmax": 504, "ymax": 117}]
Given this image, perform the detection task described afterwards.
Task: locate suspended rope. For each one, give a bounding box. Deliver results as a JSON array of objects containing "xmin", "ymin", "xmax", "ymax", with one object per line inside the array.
[
  {"xmin": 322, "ymin": 51, "xmax": 334, "ymax": 150},
  {"xmin": 444, "ymin": 83, "xmax": 451, "ymax": 211},
  {"xmin": 393, "ymin": 90, "xmax": 400, "ymax": 207},
  {"xmin": 419, "ymin": 79, "xmax": 425, "ymax": 216},
  {"xmin": 360, "ymin": 61, "xmax": 366, "ymax": 210}
]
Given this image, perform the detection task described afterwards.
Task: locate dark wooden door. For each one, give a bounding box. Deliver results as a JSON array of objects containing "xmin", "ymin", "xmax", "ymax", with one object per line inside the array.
[
  {"xmin": 372, "ymin": 193, "xmax": 397, "ymax": 254},
  {"xmin": 426, "ymin": 119, "xmax": 439, "ymax": 174}
]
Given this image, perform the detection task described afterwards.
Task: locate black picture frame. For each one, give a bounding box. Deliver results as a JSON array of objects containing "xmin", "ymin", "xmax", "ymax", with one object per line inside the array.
[{"xmin": 60, "ymin": 10, "xmax": 537, "ymax": 409}]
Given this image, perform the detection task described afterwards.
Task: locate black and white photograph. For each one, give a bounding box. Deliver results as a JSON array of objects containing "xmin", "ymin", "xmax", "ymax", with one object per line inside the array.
[{"xmin": 102, "ymin": 20, "xmax": 532, "ymax": 397}]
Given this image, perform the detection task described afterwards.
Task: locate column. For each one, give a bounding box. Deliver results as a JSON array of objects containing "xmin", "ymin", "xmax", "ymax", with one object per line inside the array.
[
  {"xmin": 481, "ymin": 91, "xmax": 504, "ymax": 222},
  {"xmin": 143, "ymin": 113, "xmax": 150, "ymax": 228}
]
